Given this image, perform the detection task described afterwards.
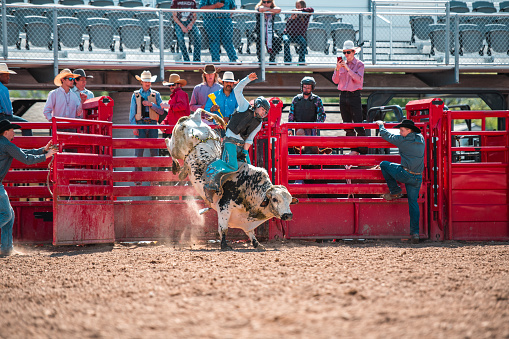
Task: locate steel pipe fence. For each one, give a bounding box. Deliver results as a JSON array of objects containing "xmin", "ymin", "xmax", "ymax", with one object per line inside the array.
[{"xmin": 2, "ymin": 3, "xmax": 509, "ymax": 69}]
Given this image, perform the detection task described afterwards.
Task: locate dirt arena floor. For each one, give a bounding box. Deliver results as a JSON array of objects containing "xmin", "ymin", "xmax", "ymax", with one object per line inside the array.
[{"xmin": 1, "ymin": 240, "xmax": 508, "ymax": 339}]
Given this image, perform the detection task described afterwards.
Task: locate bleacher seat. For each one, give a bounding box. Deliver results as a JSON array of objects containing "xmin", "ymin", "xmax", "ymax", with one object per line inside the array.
[
  {"xmin": 75, "ymin": 9, "xmax": 102, "ymax": 28},
  {"xmin": 155, "ymin": 0, "xmax": 173, "ymax": 9},
  {"xmin": 12, "ymin": 6, "xmax": 47, "ymax": 29},
  {"xmin": 485, "ymin": 24, "xmax": 509, "ymax": 55},
  {"xmin": 133, "ymin": 11, "xmax": 159, "ymax": 30},
  {"xmin": 28, "ymin": 0, "xmax": 54, "ymax": 4},
  {"xmin": 6, "ymin": 0, "xmax": 27, "ymax": 3},
  {"xmin": 494, "ymin": 16, "xmax": 509, "ymax": 27},
  {"xmin": 147, "ymin": 19, "xmax": 176, "ymax": 53},
  {"xmin": 499, "ymin": 1, "xmax": 509, "ymax": 12},
  {"xmin": 117, "ymin": 18, "xmax": 145, "ymax": 52},
  {"xmin": 24, "ymin": 15, "xmax": 52, "ymax": 50},
  {"xmin": 89, "ymin": 0, "xmax": 114, "ymax": 6},
  {"xmin": 119, "ymin": 0, "xmax": 144, "ymax": 7},
  {"xmin": 57, "ymin": 16, "xmax": 84, "ymax": 51},
  {"xmin": 105, "ymin": 11, "xmax": 133, "ymax": 29},
  {"xmin": 331, "ymin": 23, "xmax": 357, "ymax": 55},
  {"xmin": 59, "ymin": 0, "xmax": 85, "ymax": 5},
  {"xmin": 472, "ymin": 1, "xmax": 496, "ymax": 13},
  {"xmin": 429, "ymin": 23, "xmax": 453, "ymax": 56},
  {"xmin": 306, "ymin": 27, "xmax": 329, "ymax": 56},
  {"xmin": 450, "ymin": 1, "xmax": 470, "ymax": 13},
  {"xmin": 409, "ymin": 16, "xmax": 434, "ymax": 44},
  {"xmin": 0, "ymin": 15, "xmax": 21, "ymax": 50},
  {"xmin": 312, "ymin": 14, "xmax": 338, "ymax": 39},
  {"xmin": 86, "ymin": 17, "xmax": 115, "ymax": 51},
  {"xmin": 458, "ymin": 23, "xmax": 484, "ymax": 55}
]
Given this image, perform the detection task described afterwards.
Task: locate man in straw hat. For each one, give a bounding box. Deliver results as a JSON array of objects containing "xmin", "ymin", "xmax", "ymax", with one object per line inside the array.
[
  {"xmin": 43, "ymin": 69, "xmax": 83, "ymax": 122},
  {"xmin": 204, "ymin": 72, "xmax": 271, "ymax": 192},
  {"xmin": 129, "ymin": 71, "xmax": 164, "ymax": 178},
  {"xmin": 376, "ymin": 119, "xmax": 425, "ymax": 244},
  {"xmin": 0, "ymin": 120, "xmax": 57, "ymax": 256},
  {"xmin": 0, "ymin": 64, "xmax": 32, "ymax": 136},
  {"xmin": 204, "ymin": 71, "xmax": 238, "ymax": 124},
  {"xmin": 190, "ymin": 65, "xmax": 222, "ymax": 113},
  {"xmin": 332, "ymin": 40, "xmax": 366, "ymax": 155},
  {"xmin": 72, "ymin": 69, "xmax": 94, "ymax": 101},
  {"xmin": 160, "ymin": 73, "xmax": 190, "ymax": 136}
]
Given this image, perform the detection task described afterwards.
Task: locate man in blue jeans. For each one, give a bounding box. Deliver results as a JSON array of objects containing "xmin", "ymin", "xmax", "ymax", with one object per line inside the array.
[
  {"xmin": 0, "ymin": 120, "xmax": 57, "ymax": 256},
  {"xmin": 172, "ymin": 0, "xmax": 201, "ymax": 62},
  {"xmin": 283, "ymin": 0, "xmax": 313, "ymax": 64},
  {"xmin": 199, "ymin": 0, "xmax": 238, "ymax": 63},
  {"xmin": 376, "ymin": 119, "xmax": 425, "ymax": 244},
  {"xmin": 0, "ymin": 63, "xmax": 32, "ymax": 136}
]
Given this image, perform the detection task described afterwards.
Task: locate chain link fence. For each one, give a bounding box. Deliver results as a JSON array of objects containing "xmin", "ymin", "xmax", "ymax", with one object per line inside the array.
[{"xmin": 2, "ymin": 2, "xmax": 509, "ymax": 67}]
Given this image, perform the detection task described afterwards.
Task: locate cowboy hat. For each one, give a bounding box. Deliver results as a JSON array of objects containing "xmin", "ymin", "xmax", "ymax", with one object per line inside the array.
[
  {"xmin": 0, "ymin": 63, "xmax": 16, "ymax": 75},
  {"xmin": 395, "ymin": 119, "xmax": 421, "ymax": 134},
  {"xmin": 73, "ymin": 69, "xmax": 93, "ymax": 79},
  {"xmin": 135, "ymin": 70, "xmax": 157, "ymax": 83},
  {"xmin": 162, "ymin": 73, "xmax": 187, "ymax": 87},
  {"xmin": 219, "ymin": 71, "xmax": 238, "ymax": 84},
  {"xmin": 0, "ymin": 120, "xmax": 21, "ymax": 134},
  {"xmin": 201, "ymin": 64, "xmax": 219, "ymax": 74},
  {"xmin": 54, "ymin": 69, "xmax": 80, "ymax": 87},
  {"xmin": 339, "ymin": 40, "xmax": 361, "ymax": 53}
]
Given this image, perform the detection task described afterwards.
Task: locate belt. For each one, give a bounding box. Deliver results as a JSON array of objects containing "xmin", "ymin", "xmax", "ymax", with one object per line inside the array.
[
  {"xmin": 137, "ymin": 118, "xmax": 157, "ymax": 123},
  {"xmin": 403, "ymin": 167, "xmax": 421, "ymax": 175},
  {"xmin": 340, "ymin": 90, "xmax": 361, "ymax": 94},
  {"xmin": 224, "ymin": 136, "xmax": 245, "ymax": 147}
]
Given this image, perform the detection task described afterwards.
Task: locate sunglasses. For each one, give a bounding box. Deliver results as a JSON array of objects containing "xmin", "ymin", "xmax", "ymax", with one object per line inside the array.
[
  {"xmin": 343, "ymin": 51, "xmax": 353, "ymax": 55},
  {"xmin": 64, "ymin": 77, "xmax": 75, "ymax": 81},
  {"xmin": 262, "ymin": 1, "xmax": 272, "ymax": 3},
  {"xmin": 168, "ymin": 84, "xmax": 176, "ymax": 87}
]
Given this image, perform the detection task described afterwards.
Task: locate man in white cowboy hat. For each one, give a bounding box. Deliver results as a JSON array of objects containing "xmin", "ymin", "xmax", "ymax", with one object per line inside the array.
[
  {"xmin": 376, "ymin": 119, "xmax": 425, "ymax": 244},
  {"xmin": 332, "ymin": 40, "xmax": 366, "ymax": 155},
  {"xmin": 0, "ymin": 64, "xmax": 32, "ymax": 136},
  {"xmin": 0, "ymin": 120, "xmax": 57, "ymax": 256},
  {"xmin": 71, "ymin": 69, "xmax": 94, "ymax": 101},
  {"xmin": 129, "ymin": 70, "xmax": 164, "ymax": 176},
  {"xmin": 43, "ymin": 69, "xmax": 83, "ymax": 122},
  {"xmin": 204, "ymin": 72, "xmax": 271, "ymax": 192},
  {"xmin": 190, "ymin": 64, "xmax": 222, "ymax": 113},
  {"xmin": 160, "ymin": 73, "xmax": 190, "ymax": 136},
  {"xmin": 204, "ymin": 71, "xmax": 239, "ymax": 124}
]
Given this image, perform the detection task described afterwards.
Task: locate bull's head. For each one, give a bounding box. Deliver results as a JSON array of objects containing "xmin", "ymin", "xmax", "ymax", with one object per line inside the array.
[{"xmin": 260, "ymin": 185, "xmax": 298, "ymax": 221}]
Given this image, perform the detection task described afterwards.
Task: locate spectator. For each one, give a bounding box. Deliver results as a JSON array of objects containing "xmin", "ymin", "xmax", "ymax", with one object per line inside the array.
[
  {"xmin": 129, "ymin": 71, "xmax": 165, "ymax": 178},
  {"xmin": 376, "ymin": 119, "xmax": 425, "ymax": 244},
  {"xmin": 172, "ymin": 0, "xmax": 201, "ymax": 62},
  {"xmin": 332, "ymin": 40, "xmax": 365, "ymax": 154},
  {"xmin": 189, "ymin": 64, "xmax": 223, "ymax": 115},
  {"xmin": 288, "ymin": 76, "xmax": 326, "ymax": 136},
  {"xmin": 204, "ymin": 71, "xmax": 238, "ymax": 124},
  {"xmin": 0, "ymin": 64, "xmax": 32, "ymax": 136},
  {"xmin": 253, "ymin": 0, "xmax": 282, "ymax": 63},
  {"xmin": 204, "ymin": 73, "xmax": 270, "ymax": 192},
  {"xmin": 283, "ymin": 0, "xmax": 313, "ymax": 64},
  {"xmin": 0, "ymin": 120, "xmax": 57, "ymax": 256},
  {"xmin": 160, "ymin": 73, "xmax": 190, "ymax": 138},
  {"xmin": 72, "ymin": 69, "xmax": 94, "ymax": 101},
  {"xmin": 43, "ymin": 69, "xmax": 83, "ymax": 122},
  {"xmin": 199, "ymin": 0, "xmax": 238, "ymax": 63}
]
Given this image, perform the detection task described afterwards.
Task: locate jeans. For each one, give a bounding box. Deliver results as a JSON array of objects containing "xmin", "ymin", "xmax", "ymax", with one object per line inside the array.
[
  {"xmin": 204, "ymin": 18, "xmax": 238, "ymax": 62},
  {"xmin": 135, "ymin": 120, "xmax": 159, "ymax": 172},
  {"xmin": 283, "ymin": 34, "xmax": 307, "ymax": 63},
  {"xmin": 380, "ymin": 161, "xmax": 422, "ymax": 235},
  {"xmin": 0, "ymin": 186, "xmax": 15, "ymax": 255},
  {"xmin": 174, "ymin": 24, "xmax": 201, "ymax": 62},
  {"xmin": 0, "ymin": 113, "xmax": 32, "ymax": 136}
]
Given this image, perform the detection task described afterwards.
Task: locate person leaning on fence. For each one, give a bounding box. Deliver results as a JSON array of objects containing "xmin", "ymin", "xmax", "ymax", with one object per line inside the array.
[
  {"xmin": 253, "ymin": 0, "xmax": 282, "ymax": 63},
  {"xmin": 160, "ymin": 73, "xmax": 190, "ymax": 139},
  {"xmin": 332, "ymin": 40, "xmax": 366, "ymax": 155},
  {"xmin": 283, "ymin": 0, "xmax": 313, "ymax": 64},
  {"xmin": 0, "ymin": 120, "xmax": 57, "ymax": 257},
  {"xmin": 72, "ymin": 69, "xmax": 94, "ymax": 102},
  {"xmin": 204, "ymin": 71, "xmax": 239, "ymax": 124},
  {"xmin": 0, "ymin": 64, "xmax": 32, "ymax": 137},
  {"xmin": 129, "ymin": 71, "xmax": 164, "ymax": 181},
  {"xmin": 204, "ymin": 72, "xmax": 270, "ymax": 192},
  {"xmin": 199, "ymin": 0, "xmax": 238, "ymax": 63},
  {"xmin": 376, "ymin": 119, "xmax": 425, "ymax": 244},
  {"xmin": 189, "ymin": 64, "xmax": 223, "ymax": 121},
  {"xmin": 43, "ymin": 69, "xmax": 83, "ymax": 123},
  {"xmin": 288, "ymin": 76, "xmax": 326, "ymax": 136},
  {"xmin": 172, "ymin": 0, "xmax": 201, "ymax": 62}
]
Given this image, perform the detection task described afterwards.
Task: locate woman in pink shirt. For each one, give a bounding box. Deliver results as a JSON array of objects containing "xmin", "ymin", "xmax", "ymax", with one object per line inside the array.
[{"xmin": 332, "ymin": 40, "xmax": 365, "ymax": 154}]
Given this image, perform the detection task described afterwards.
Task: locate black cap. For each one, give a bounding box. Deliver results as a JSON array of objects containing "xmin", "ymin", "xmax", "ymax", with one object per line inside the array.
[
  {"xmin": 73, "ymin": 69, "xmax": 93, "ymax": 79},
  {"xmin": 0, "ymin": 120, "xmax": 21, "ymax": 134}
]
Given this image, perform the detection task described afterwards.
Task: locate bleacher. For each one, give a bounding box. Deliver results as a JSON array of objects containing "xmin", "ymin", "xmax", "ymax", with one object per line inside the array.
[{"xmin": 1, "ymin": 0, "xmax": 509, "ymax": 70}]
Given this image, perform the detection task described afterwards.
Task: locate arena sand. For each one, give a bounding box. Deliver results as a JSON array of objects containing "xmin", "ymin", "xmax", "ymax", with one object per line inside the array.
[{"xmin": 1, "ymin": 240, "xmax": 508, "ymax": 339}]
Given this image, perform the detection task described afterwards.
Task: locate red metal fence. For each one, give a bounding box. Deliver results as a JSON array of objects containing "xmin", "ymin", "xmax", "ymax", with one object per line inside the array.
[{"xmin": 4, "ymin": 97, "xmax": 509, "ymax": 245}]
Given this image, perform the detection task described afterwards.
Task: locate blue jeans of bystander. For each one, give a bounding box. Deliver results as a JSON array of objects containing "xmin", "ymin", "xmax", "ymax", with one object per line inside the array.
[
  {"xmin": 0, "ymin": 186, "xmax": 15, "ymax": 255},
  {"xmin": 283, "ymin": 34, "xmax": 307, "ymax": 63},
  {"xmin": 174, "ymin": 24, "xmax": 202, "ymax": 62},
  {"xmin": 380, "ymin": 161, "xmax": 422, "ymax": 236},
  {"xmin": 203, "ymin": 18, "xmax": 238, "ymax": 62},
  {"xmin": 135, "ymin": 120, "xmax": 159, "ymax": 172}
]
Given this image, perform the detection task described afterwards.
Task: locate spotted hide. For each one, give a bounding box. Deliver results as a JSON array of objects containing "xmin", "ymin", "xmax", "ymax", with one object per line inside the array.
[{"xmin": 166, "ymin": 109, "xmax": 297, "ymax": 250}]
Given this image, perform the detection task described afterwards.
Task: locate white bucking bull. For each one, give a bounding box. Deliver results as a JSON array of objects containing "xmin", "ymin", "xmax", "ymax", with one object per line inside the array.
[{"xmin": 166, "ymin": 109, "xmax": 297, "ymax": 250}]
